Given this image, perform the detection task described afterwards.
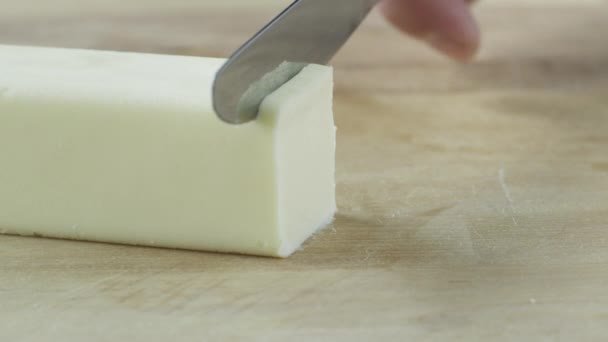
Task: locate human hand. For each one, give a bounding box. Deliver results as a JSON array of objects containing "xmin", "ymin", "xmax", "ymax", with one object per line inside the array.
[{"xmin": 380, "ymin": 0, "xmax": 480, "ymax": 61}]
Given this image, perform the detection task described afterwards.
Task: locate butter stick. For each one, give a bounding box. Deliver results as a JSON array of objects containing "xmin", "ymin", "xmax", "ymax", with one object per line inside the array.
[{"xmin": 0, "ymin": 45, "xmax": 336, "ymax": 257}]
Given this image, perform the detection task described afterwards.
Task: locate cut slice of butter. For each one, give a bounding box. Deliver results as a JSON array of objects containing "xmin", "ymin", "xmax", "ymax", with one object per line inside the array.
[{"xmin": 0, "ymin": 45, "xmax": 336, "ymax": 258}]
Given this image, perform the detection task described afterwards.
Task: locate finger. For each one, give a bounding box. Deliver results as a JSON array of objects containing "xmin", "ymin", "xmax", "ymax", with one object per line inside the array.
[{"xmin": 380, "ymin": 0, "xmax": 480, "ymax": 61}]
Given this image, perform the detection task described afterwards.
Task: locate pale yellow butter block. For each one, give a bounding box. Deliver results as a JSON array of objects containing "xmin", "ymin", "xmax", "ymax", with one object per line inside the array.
[{"xmin": 0, "ymin": 45, "xmax": 336, "ymax": 257}]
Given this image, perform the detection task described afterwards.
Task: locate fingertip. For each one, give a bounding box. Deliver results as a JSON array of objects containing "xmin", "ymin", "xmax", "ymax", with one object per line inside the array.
[
  {"xmin": 380, "ymin": 0, "xmax": 481, "ymax": 62},
  {"xmin": 425, "ymin": 17, "xmax": 481, "ymax": 62}
]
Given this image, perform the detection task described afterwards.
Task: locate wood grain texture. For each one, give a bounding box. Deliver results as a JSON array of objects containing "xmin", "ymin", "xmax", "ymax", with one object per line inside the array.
[{"xmin": 1, "ymin": 0, "xmax": 608, "ymax": 340}]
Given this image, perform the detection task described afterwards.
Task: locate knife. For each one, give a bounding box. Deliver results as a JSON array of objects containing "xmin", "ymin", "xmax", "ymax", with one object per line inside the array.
[{"xmin": 212, "ymin": 0, "xmax": 379, "ymax": 124}]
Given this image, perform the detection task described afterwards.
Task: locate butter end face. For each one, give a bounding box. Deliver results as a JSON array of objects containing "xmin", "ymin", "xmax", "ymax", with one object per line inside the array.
[{"xmin": 260, "ymin": 64, "xmax": 336, "ymax": 257}]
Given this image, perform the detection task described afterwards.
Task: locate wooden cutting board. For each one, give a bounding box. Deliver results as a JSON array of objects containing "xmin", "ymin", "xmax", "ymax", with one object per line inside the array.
[{"xmin": 1, "ymin": 0, "xmax": 607, "ymax": 340}]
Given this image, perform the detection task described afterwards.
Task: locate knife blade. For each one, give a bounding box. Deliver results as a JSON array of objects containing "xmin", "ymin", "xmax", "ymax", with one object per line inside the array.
[{"xmin": 212, "ymin": 0, "xmax": 379, "ymax": 124}]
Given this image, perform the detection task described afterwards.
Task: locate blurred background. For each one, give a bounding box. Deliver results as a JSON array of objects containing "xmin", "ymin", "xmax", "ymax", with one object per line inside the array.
[{"xmin": 2, "ymin": 0, "xmax": 607, "ymax": 94}]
